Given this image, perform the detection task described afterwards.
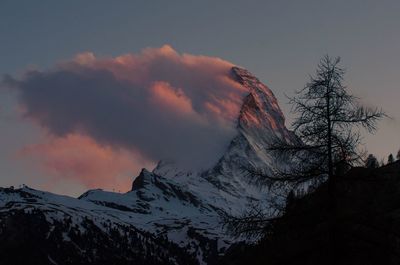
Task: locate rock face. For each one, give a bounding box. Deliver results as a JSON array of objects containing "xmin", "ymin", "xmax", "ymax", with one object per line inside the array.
[{"xmin": 0, "ymin": 67, "xmax": 295, "ymax": 265}]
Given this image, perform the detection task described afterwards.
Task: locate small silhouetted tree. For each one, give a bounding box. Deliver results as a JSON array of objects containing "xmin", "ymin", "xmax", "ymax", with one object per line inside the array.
[
  {"xmin": 369, "ymin": 154, "xmax": 379, "ymax": 168},
  {"xmin": 388, "ymin": 154, "xmax": 395, "ymax": 164},
  {"xmin": 397, "ymin": 149, "xmax": 400, "ymax": 161},
  {"xmin": 365, "ymin": 154, "xmax": 379, "ymax": 168}
]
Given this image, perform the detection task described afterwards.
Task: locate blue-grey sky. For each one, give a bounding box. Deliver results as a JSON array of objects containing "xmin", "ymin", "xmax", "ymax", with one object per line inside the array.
[{"xmin": 1, "ymin": 0, "xmax": 399, "ymax": 196}]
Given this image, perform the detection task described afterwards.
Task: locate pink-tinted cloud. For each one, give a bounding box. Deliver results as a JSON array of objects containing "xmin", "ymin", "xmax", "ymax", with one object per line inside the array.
[
  {"xmin": 65, "ymin": 45, "xmax": 247, "ymax": 123},
  {"xmin": 18, "ymin": 134, "xmax": 153, "ymax": 191},
  {"xmin": 6, "ymin": 45, "xmax": 249, "ymax": 179},
  {"xmin": 149, "ymin": 81, "xmax": 196, "ymax": 117}
]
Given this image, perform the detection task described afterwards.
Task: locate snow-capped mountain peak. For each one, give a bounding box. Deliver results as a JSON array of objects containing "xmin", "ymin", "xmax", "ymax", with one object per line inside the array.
[{"xmin": 0, "ymin": 66, "xmax": 295, "ymax": 265}]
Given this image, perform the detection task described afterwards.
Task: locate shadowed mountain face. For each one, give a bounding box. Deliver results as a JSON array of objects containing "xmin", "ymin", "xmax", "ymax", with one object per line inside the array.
[
  {"xmin": 0, "ymin": 67, "xmax": 295, "ymax": 265},
  {"xmin": 0, "ymin": 199, "xmax": 198, "ymax": 265},
  {"xmin": 220, "ymin": 161, "xmax": 400, "ymax": 265}
]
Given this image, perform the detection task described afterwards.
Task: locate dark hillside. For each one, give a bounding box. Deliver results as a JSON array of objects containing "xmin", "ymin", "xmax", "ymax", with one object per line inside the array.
[{"xmin": 221, "ymin": 161, "xmax": 400, "ymax": 265}]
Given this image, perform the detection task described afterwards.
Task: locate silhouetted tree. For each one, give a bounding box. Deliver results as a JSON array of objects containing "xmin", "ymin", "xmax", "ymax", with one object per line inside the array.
[
  {"xmin": 268, "ymin": 55, "xmax": 385, "ymax": 186},
  {"xmin": 365, "ymin": 154, "xmax": 379, "ymax": 169},
  {"xmin": 388, "ymin": 154, "xmax": 395, "ymax": 164},
  {"xmin": 397, "ymin": 149, "xmax": 400, "ymax": 161},
  {"xmin": 227, "ymin": 55, "xmax": 385, "ymax": 241}
]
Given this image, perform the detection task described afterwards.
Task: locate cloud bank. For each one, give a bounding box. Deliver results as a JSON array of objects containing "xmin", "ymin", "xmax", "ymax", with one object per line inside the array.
[
  {"xmin": 18, "ymin": 134, "xmax": 152, "ymax": 191},
  {"xmin": 6, "ymin": 45, "xmax": 248, "ymax": 189}
]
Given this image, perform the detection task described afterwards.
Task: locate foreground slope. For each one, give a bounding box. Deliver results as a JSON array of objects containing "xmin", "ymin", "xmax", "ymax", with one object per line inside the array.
[
  {"xmin": 221, "ymin": 161, "xmax": 400, "ymax": 265},
  {"xmin": 0, "ymin": 67, "xmax": 294, "ymax": 265}
]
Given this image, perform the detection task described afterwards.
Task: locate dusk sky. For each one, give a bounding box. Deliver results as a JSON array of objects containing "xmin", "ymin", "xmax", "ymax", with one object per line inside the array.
[{"xmin": 1, "ymin": 0, "xmax": 399, "ymax": 196}]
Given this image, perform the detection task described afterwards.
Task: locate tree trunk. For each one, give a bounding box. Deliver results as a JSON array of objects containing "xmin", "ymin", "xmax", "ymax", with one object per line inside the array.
[{"xmin": 326, "ymin": 76, "xmax": 336, "ymax": 265}]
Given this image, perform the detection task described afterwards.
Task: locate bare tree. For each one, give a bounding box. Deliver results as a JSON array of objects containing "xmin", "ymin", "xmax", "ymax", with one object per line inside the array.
[
  {"xmin": 269, "ymin": 55, "xmax": 385, "ymax": 186},
  {"xmin": 226, "ymin": 55, "xmax": 385, "ymax": 240}
]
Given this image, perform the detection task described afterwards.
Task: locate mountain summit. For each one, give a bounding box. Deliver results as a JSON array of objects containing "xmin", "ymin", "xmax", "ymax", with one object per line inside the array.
[{"xmin": 0, "ymin": 67, "xmax": 294, "ymax": 265}]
